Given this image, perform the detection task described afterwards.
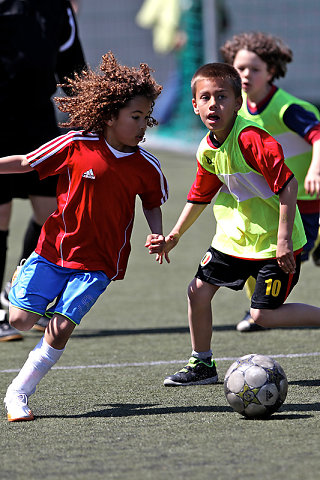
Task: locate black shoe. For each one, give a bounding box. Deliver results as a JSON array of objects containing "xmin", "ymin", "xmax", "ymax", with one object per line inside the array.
[
  {"xmin": 32, "ymin": 316, "xmax": 50, "ymax": 332},
  {"xmin": 0, "ymin": 310, "xmax": 23, "ymax": 341},
  {"xmin": 236, "ymin": 311, "xmax": 266, "ymax": 332},
  {"xmin": 164, "ymin": 356, "xmax": 218, "ymax": 386}
]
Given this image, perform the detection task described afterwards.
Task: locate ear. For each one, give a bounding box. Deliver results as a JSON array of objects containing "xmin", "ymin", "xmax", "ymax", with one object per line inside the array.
[
  {"xmin": 192, "ymin": 98, "xmax": 200, "ymax": 115},
  {"xmin": 234, "ymin": 95, "xmax": 243, "ymax": 113},
  {"xmin": 267, "ymin": 66, "xmax": 275, "ymax": 83},
  {"xmin": 106, "ymin": 118, "xmax": 114, "ymax": 127}
]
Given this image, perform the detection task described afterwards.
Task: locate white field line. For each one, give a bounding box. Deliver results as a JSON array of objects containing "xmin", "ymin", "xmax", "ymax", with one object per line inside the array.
[{"xmin": 1, "ymin": 351, "xmax": 320, "ymax": 374}]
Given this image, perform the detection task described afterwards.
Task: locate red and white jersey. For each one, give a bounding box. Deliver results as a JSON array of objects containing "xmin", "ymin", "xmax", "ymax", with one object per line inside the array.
[{"xmin": 27, "ymin": 130, "xmax": 168, "ymax": 280}]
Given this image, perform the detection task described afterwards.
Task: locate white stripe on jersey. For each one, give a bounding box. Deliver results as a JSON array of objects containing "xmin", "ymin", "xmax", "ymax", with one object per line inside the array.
[
  {"xmin": 139, "ymin": 147, "xmax": 168, "ymax": 204},
  {"xmin": 110, "ymin": 215, "xmax": 134, "ymax": 281},
  {"xmin": 28, "ymin": 131, "xmax": 99, "ymax": 167}
]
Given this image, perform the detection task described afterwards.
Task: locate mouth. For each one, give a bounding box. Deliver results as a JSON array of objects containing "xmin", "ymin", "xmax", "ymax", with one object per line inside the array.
[
  {"xmin": 137, "ymin": 133, "xmax": 145, "ymax": 142},
  {"xmin": 207, "ymin": 114, "xmax": 220, "ymax": 123}
]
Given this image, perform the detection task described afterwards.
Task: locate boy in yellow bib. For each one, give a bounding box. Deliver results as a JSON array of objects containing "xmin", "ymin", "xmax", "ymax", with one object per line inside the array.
[
  {"xmin": 221, "ymin": 32, "xmax": 320, "ymax": 332},
  {"xmin": 146, "ymin": 63, "xmax": 320, "ymax": 386}
]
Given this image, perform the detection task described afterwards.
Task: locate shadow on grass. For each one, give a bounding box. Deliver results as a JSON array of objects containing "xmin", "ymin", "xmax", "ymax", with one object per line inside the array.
[
  {"xmin": 70, "ymin": 324, "xmax": 318, "ymax": 339},
  {"xmin": 36, "ymin": 401, "xmax": 319, "ymax": 420},
  {"xmin": 289, "ymin": 379, "xmax": 320, "ymax": 387}
]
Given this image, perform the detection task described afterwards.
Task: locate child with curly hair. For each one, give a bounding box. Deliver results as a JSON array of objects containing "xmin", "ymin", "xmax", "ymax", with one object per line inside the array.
[
  {"xmin": 2, "ymin": 52, "xmax": 168, "ymax": 421},
  {"xmin": 221, "ymin": 32, "xmax": 320, "ymax": 332}
]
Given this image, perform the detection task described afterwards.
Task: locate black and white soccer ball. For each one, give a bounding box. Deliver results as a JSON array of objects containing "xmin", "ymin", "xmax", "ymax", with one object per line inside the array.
[{"xmin": 224, "ymin": 354, "xmax": 288, "ymax": 419}]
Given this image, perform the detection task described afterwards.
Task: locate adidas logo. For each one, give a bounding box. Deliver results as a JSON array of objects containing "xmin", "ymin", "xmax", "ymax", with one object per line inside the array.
[{"xmin": 82, "ymin": 169, "xmax": 95, "ymax": 179}]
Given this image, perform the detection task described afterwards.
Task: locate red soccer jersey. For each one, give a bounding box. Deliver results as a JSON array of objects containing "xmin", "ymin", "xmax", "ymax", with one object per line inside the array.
[{"xmin": 27, "ymin": 130, "xmax": 168, "ymax": 280}]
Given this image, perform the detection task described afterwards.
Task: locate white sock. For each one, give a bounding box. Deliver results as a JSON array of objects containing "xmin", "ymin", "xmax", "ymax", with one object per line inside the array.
[
  {"xmin": 7, "ymin": 336, "xmax": 65, "ymax": 397},
  {"xmin": 192, "ymin": 350, "xmax": 212, "ymax": 360}
]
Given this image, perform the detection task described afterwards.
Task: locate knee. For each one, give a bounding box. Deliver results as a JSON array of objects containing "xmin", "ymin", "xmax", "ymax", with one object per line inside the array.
[
  {"xmin": 9, "ymin": 312, "xmax": 37, "ymax": 331},
  {"xmin": 187, "ymin": 279, "xmax": 201, "ymax": 305},
  {"xmin": 250, "ymin": 308, "xmax": 272, "ymax": 327}
]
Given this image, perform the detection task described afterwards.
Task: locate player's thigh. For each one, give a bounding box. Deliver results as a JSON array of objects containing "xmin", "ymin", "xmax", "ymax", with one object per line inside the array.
[
  {"xmin": 251, "ymin": 256, "xmax": 301, "ymax": 309},
  {"xmin": 0, "ymin": 201, "xmax": 12, "ymax": 230},
  {"xmin": 188, "ymin": 276, "xmax": 219, "ymax": 304},
  {"xmin": 29, "ymin": 195, "xmax": 57, "ymax": 224},
  {"xmin": 9, "ymin": 305, "xmax": 41, "ymax": 331},
  {"xmin": 50, "ymin": 271, "xmax": 110, "ymax": 325}
]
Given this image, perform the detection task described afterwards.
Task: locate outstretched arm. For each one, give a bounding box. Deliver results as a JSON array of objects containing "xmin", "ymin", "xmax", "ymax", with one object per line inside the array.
[
  {"xmin": 0, "ymin": 155, "xmax": 32, "ymax": 174},
  {"xmin": 277, "ymin": 176, "xmax": 298, "ymax": 274},
  {"xmin": 143, "ymin": 207, "xmax": 166, "ymax": 263},
  {"xmin": 146, "ymin": 202, "xmax": 207, "ymax": 263}
]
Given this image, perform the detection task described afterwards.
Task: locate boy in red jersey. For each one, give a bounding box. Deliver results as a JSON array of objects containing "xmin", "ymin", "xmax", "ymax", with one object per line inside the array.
[
  {"xmin": 2, "ymin": 52, "xmax": 168, "ymax": 421},
  {"xmin": 221, "ymin": 32, "xmax": 320, "ymax": 332},
  {"xmin": 147, "ymin": 62, "xmax": 320, "ymax": 387}
]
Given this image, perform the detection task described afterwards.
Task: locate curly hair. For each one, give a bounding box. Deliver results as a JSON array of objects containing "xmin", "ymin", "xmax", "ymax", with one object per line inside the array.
[
  {"xmin": 55, "ymin": 51, "xmax": 162, "ymax": 133},
  {"xmin": 220, "ymin": 32, "xmax": 293, "ymax": 81}
]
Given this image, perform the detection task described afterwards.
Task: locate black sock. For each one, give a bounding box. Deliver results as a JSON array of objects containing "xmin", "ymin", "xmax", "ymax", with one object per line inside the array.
[
  {"xmin": 0, "ymin": 230, "xmax": 9, "ymax": 290},
  {"xmin": 19, "ymin": 218, "xmax": 42, "ymax": 261}
]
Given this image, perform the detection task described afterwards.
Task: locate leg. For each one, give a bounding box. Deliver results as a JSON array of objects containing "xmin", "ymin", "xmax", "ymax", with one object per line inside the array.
[
  {"xmin": 250, "ymin": 303, "xmax": 320, "ymax": 328},
  {"xmin": 4, "ymin": 314, "xmax": 75, "ymax": 421},
  {"xmin": 236, "ymin": 276, "xmax": 266, "ymax": 332},
  {"xmin": 17, "ymin": 195, "xmax": 57, "ymax": 332},
  {"xmin": 20, "ymin": 195, "xmax": 56, "ymax": 261},
  {"xmin": 188, "ymin": 277, "xmax": 219, "ymax": 352},
  {"xmin": 29, "ymin": 195, "xmax": 57, "ymax": 225},
  {"xmin": 163, "ymin": 278, "xmax": 219, "ymax": 386},
  {"xmin": 0, "ymin": 202, "xmax": 24, "ymax": 341},
  {"xmin": 0, "ymin": 202, "xmax": 12, "ymax": 289}
]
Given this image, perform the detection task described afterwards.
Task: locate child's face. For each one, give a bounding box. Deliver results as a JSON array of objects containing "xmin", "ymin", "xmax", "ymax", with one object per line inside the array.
[
  {"xmin": 192, "ymin": 77, "xmax": 242, "ymax": 144},
  {"xmin": 104, "ymin": 96, "xmax": 152, "ymax": 152},
  {"xmin": 233, "ymin": 49, "xmax": 273, "ymax": 102}
]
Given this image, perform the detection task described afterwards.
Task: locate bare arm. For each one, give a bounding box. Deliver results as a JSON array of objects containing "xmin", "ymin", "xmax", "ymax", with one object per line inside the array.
[
  {"xmin": 0, "ymin": 155, "xmax": 32, "ymax": 174},
  {"xmin": 304, "ymin": 138, "xmax": 320, "ymax": 196},
  {"xmin": 143, "ymin": 206, "xmax": 163, "ymax": 235},
  {"xmin": 146, "ymin": 202, "xmax": 207, "ymax": 263},
  {"xmin": 277, "ymin": 176, "xmax": 298, "ymax": 274}
]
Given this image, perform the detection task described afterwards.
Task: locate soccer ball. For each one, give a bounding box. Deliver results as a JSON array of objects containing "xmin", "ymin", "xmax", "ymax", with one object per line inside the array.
[{"xmin": 224, "ymin": 354, "xmax": 288, "ymax": 419}]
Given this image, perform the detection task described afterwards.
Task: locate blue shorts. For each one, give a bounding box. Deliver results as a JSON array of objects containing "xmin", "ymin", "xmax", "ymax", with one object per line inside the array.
[{"xmin": 9, "ymin": 252, "xmax": 111, "ymax": 325}]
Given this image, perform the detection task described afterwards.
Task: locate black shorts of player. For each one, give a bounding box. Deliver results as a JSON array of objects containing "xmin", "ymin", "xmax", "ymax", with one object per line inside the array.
[
  {"xmin": 195, "ymin": 246, "xmax": 301, "ymax": 310},
  {"xmin": 0, "ymin": 172, "xmax": 58, "ymax": 204},
  {"xmin": 0, "ymin": 130, "xmax": 59, "ymax": 204}
]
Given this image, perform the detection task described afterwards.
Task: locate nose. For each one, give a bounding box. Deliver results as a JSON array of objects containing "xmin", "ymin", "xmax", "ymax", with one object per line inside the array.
[
  {"xmin": 209, "ymin": 97, "xmax": 217, "ymax": 108},
  {"xmin": 242, "ymin": 68, "xmax": 250, "ymax": 78}
]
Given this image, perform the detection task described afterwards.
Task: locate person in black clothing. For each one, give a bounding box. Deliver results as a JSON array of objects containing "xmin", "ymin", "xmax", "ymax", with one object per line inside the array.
[{"xmin": 0, "ymin": 0, "xmax": 86, "ymax": 341}]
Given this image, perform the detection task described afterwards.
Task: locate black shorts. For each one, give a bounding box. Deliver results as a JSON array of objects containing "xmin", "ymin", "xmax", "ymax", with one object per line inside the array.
[
  {"xmin": 0, "ymin": 124, "xmax": 60, "ymax": 204},
  {"xmin": 0, "ymin": 172, "xmax": 58, "ymax": 204},
  {"xmin": 195, "ymin": 246, "xmax": 301, "ymax": 310}
]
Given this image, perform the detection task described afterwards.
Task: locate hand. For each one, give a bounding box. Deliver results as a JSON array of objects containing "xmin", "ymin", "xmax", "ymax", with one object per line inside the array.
[
  {"xmin": 145, "ymin": 232, "xmax": 180, "ymax": 264},
  {"xmin": 304, "ymin": 169, "xmax": 320, "ymax": 197},
  {"xmin": 276, "ymin": 239, "xmax": 296, "ymax": 274},
  {"xmin": 145, "ymin": 234, "xmax": 168, "ymax": 264}
]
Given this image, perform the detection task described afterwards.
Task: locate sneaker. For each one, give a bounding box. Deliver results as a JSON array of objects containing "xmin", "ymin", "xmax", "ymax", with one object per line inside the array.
[
  {"xmin": 0, "ymin": 310, "xmax": 23, "ymax": 341},
  {"xmin": 0, "ymin": 282, "xmax": 11, "ymax": 309},
  {"xmin": 4, "ymin": 390, "xmax": 34, "ymax": 422},
  {"xmin": 32, "ymin": 316, "xmax": 49, "ymax": 332},
  {"xmin": 163, "ymin": 356, "xmax": 218, "ymax": 386},
  {"xmin": 236, "ymin": 311, "xmax": 266, "ymax": 332}
]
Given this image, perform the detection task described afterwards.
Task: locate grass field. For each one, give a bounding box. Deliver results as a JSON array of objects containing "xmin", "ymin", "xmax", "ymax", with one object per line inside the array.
[{"xmin": 1, "ymin": 148, "xmax": 320, "ymax": 480}]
